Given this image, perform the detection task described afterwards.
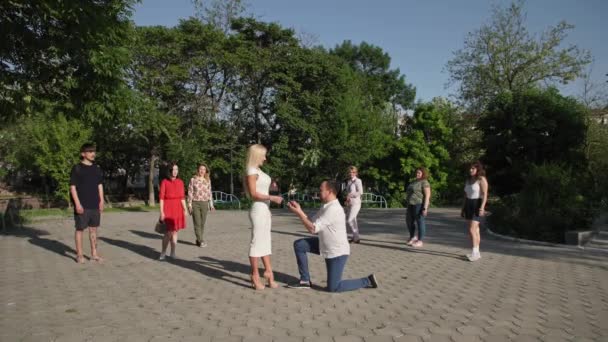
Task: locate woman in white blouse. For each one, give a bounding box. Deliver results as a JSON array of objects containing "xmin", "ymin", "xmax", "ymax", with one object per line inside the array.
[
  {"xmin": 245, "ymin": 144, "xmax": 283, "ymax": 290},
  {"xmin": 345, "ymin": 166, "xmax": 363, "ymax": 243},
  {"xmin": 461, "ymin": 161, "xmax": 488, "ymax": 262}
]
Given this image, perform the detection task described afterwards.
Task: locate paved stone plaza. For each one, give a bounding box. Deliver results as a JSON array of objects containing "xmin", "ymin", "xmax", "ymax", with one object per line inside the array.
[{"xmin": 1, "ymin": 208, "xmax": 607, "ymax": 342}]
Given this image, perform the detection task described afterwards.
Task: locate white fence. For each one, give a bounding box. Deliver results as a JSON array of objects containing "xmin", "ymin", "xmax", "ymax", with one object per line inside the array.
[
  {"xmin": 361, "ymin": 193, "xmax": 388, "ymax": 208},
  {"xmin": 212, "ymin": 191, "xmax": 241, "ymax": 209},
  {"xmin": 281, "ymin": 192, "xmax": 319, "ymax": 208}
]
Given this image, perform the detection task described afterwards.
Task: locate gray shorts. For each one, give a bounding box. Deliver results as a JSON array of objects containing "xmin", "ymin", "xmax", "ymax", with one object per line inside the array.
[{"xmin": 74, "ymin": 209, "xmax": 101, "ymax": 230}]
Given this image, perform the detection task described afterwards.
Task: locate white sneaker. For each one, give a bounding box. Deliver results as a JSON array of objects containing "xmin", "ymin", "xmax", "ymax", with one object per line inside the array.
[
  {"xmin": 466, "ymin": 253, "xmax": 481, "ymax": 262},
  {"xmin": 158, "ymin": 254, "xmax": 166, "ymax": 261}
]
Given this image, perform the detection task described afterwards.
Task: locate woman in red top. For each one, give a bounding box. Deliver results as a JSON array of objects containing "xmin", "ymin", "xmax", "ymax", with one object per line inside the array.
[{"xmin": 159, "ymin": 162, "xmax": 188, "ymax": 260}]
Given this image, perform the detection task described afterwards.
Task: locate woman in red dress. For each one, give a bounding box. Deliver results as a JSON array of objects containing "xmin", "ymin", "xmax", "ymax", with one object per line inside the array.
[{"xmin": 158, "ymin": 162, "xmax": 188, "ymax": 260}]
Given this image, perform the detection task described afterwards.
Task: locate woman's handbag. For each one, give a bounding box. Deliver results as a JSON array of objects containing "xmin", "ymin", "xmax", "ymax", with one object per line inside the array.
[{"xmin": 155, "ymin": 220, "xmax": 167, "ymax": 234}]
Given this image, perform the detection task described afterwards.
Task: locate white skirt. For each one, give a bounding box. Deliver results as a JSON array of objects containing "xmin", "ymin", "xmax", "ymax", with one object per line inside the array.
[{"xmin": 248, "ymin": 202, "xmax": 272, "ymax": 257}]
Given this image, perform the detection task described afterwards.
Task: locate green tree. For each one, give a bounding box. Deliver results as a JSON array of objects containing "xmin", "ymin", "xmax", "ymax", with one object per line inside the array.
[
  {"xmin": 10, "ymin": 113, "xmax": 92, "ymax": 204},
  {"xmin": 446, "ymin": 0, "xmax": 591, "ymax": 112},
  {"xmin": 319, "ymin": 68, "xmax": 395, "ymax": 180},
  {"xmin": 0, "ymin": 0, "xmax": 135, "ymax": 123},
  {"xmin": 368, "ymin": 99, "xmax": 454, "ymax": 206},
  {"xmin": 586, "ymin": 117, "xmax": 608, "ymax": 209},
  {"xmin": 331, "ymin": 40, "xmax": 416, "ymax": 113},
  {"xmin": 479, "ymin": 87, "xmax": 587, "ymax": 196},
  {"xmin": 229, "ymin": 17, "xmax": 301, "ymax": 144},
  {"xmin": 192, "ymin": 0, "xmax": 248, "ymax": 34}
]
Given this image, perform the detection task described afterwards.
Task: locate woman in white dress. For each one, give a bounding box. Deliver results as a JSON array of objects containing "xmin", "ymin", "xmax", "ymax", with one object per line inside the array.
[{"xmin": 245, "ymin": 144, "xmax": 284, "ymax": 290}]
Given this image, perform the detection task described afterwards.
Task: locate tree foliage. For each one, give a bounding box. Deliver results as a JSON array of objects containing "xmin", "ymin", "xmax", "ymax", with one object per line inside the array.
[
  {"xmin": 446, "ymin": 0, "xmax": 591, "ymax": 112},
  {"xmin": 0, "ymin": 0, "xmax": 135, "ymax": 124},
  {"xmin": 479, "ymin": 87, "xmax": 587, "ymax": 196},
  {"xmin": 10, "ymin": 113, "xmax": 92, "ymax": 203}
]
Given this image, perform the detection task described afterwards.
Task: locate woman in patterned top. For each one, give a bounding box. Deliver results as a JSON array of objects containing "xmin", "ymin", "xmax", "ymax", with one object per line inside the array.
[{"xmin": 188, "ymin": 163, "xmax": 215, "ymax": 247}]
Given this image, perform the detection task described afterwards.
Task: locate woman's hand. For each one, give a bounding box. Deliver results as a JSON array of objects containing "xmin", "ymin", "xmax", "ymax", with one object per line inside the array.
[
  {"xmin": 160, "ymin": 213, "xmax": 165, "ymax": 222},
  {"xmin": 270, "ymin": 195, "xmax": 283, "ymax": 205},
  {"xmin": 479, "ymin": 208, "xmax": 485, "ymax": 217}
]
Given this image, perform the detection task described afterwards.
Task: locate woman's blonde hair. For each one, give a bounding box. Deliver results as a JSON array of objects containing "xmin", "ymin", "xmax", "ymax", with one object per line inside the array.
[
  {"xmin": 195, "ymin": 163, "xmax": 211, "ymax": 182},
  {"xmin": 348, "ymin": 166, "xmax": 358, "ymax": 174},
  {"xmin": 244, "ymin": 144, "xmax": 267, "ymax": 197}
]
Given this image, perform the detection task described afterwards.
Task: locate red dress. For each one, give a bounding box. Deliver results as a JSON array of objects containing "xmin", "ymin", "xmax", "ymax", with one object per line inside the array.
[{"xmin": 160, "ymin": 178, "xmax": 186, "ymax": 231}]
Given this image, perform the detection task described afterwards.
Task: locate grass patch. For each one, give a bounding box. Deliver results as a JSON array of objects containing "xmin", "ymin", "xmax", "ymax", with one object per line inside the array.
[
  {"xmin": 17, "ymin": 206, "xmax": 155, "ymax": 220},
  {"xmin": 105, "ymin": 206, "xmax": 153, "ymax": 213},
  {"xmin": 21, "ymin": 208, "xmax": 71, "ymax": 219}
]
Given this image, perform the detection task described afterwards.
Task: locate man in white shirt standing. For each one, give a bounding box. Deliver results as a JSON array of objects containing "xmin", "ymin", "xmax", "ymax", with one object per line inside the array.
[{"xmin": 286, "ymin": 180, "xmax": 378, "ymax": 291}]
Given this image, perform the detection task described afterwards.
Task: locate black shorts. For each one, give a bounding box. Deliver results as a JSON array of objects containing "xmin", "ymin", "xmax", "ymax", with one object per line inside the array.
[
  {"xmin": 74, "ymin": 209, "xmax": 101, "ymax": 230},
  {"xmin": 463, "ymin": 198, "xmax": 482, "ymax": 222}
]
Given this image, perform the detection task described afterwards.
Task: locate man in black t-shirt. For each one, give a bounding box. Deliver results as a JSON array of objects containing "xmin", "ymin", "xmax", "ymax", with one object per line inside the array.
[{"xmin": 69, "ymin": 143, "xmax": 104, "ymax": 263}]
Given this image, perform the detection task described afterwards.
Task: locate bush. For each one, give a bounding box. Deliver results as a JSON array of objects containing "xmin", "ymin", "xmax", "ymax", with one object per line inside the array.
[
  {"xmin": 488, "ymin": 163, "xmax": 594, "ymax": 243},
  {"xmin": 480, "ymin": 88, "xmax": 587, "ymax": 196}
]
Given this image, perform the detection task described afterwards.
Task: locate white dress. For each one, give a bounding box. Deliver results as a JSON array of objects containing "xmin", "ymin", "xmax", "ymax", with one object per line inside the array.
[{"xmin": 247, "ymin": 167, "xmax": 272, "ymax": 257}]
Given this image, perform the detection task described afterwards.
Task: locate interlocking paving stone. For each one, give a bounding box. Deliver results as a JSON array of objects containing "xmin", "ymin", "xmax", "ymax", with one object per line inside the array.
[{"xmin": 1, "ymin": 208, "xmax": 606, "ymax": 341}]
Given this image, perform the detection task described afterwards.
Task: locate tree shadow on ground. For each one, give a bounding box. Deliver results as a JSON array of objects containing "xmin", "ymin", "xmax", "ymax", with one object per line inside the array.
[
  {"xmin": 2, "ymin": 225, "xmax": 78, "ymax": 262},
  {"xmin": 358, "ymin": 209, "xmax": 608, "ymax": 271},
  {"xmin": 100, "ymin": 235, "xmax": 301, "ymax": 289},
  {"xmin": 271, "ymin": 229, "xmax": 466, "ymax": 261}
]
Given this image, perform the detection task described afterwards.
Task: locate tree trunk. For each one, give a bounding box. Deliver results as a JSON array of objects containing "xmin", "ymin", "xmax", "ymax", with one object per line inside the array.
[
  {"xmin": 230, "ymin": 149, "xmax": 234, "ymax": 195},
  {"xmin": 148, "ymin": 151, "xmax": 158, "ymax": 207}
]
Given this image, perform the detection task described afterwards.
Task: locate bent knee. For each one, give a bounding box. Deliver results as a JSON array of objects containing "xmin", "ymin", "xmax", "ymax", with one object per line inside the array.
[{"xmin": 293, "ymin": 239, "xmax": 306, "ymax": 251}]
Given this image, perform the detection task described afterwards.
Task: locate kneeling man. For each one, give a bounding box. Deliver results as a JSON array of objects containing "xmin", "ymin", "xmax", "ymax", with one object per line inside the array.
[{"xmin": 287, "ymin": 180, "xmax": 378, "ymax": 292}]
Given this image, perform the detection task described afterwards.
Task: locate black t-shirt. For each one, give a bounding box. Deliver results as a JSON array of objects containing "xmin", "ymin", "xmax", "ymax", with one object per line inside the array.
[{"xmin": 70, "ymin": 163, "xmax": 103, "ymax": 210}]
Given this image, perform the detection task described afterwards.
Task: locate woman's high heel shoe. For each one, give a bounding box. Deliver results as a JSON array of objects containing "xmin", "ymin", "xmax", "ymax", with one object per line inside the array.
[
  {"xmin": 250, "ymin": 275, "xmax": 265, "ymax": 290},
  {"xmin": 264, "ymin": 271, "xmax": 279, "ymax": 289}
]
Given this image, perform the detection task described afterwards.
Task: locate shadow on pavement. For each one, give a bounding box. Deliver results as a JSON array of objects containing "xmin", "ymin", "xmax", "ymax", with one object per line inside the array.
[
  {"xmin": 100, "ymin": 235, "xmax": 301, "ymax": 289},
  {"xmin": 275, "ymin": 208, "xmax": 608, "ymax": 270},
  {"xmin": 99, "ymin": 236, "xmax": 159, "ymax": 260},
  {"xmin": 2, "ymin": 225, "xmax": 77, "ymax": 262},
  {"xmin": 271, "ymin": 229, "xmax": 466, "ymax": 261},
  {"xmin": 129, "ymin": 229, "xmax": 198, "ymax": 246}
]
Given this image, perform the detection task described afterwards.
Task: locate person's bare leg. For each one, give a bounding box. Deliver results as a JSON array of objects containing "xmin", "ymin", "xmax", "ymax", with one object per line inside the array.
[
  {"xmin": 75, "ymin": 230, "xmax": 85, "ymax": 263},
  {"xmin": 249, "ymin": 256, "xmax": 264, "ymax": 290},
  {"xmin": 261, "ymin": 255, "xmax": 278, "ymax": 288},
  {"xmin": 469, "ymin": 221, "xmax": 480, "ymax": 248},
  {"xmin": 161, "ymin": 232, "xmax": 170, "ymax": 254},
  {"xmin": 467, "ymin": 220, "xmax": 481, "ymax": 261},
  {"xmin": 170, "ymin": 232, "xmax": 177, "ymax": 258},
  {"xmin": 89, "ymin": 227, "xmax": 102, "ymax": 261}
]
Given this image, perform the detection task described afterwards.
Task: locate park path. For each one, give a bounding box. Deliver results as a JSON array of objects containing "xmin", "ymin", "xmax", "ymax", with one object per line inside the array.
[{"xmin": 1, "ymin": 208, "xmax": 607, "ymax": 342}]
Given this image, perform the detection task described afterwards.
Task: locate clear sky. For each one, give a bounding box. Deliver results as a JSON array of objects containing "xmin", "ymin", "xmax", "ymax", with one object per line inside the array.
[{"xmin": 133, "ymin": 0, "xmax": 607, "ymax": 102}]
